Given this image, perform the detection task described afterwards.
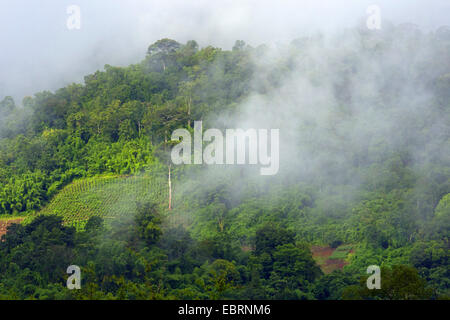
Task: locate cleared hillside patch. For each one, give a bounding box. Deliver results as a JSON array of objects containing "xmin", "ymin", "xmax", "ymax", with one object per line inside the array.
[
  {"xmin": 25, "ymin": 174, "xmax": 169, "ymax": 230},
  {"xmin": 311, "ymin": 244, "xmax": 354, "ymax": 274}
]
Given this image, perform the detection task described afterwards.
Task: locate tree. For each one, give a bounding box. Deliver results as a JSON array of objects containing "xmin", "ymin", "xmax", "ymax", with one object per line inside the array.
[
  {"xmin": 232, "ymin": 40, "xmax": 246, "ymax": 52},
  {"xmin": 342, "ymin": 265, "xmax": 433, "ymax": 300},
  {"xmin": 425, "ymin": 193, "xmax": 450, "ymax": 241},
  {"xmin": 146, "ymin": 39, "xmax": 181, "ymax": 72},
  {"xmin": 313, "ymin": 271, "xmax": 358, "ymax": 300},
  {"xmin": 254, "ymin": 224, "xmax": 295, "ymax": 256},
  {"xmin": 0, "ymin": 96, "xmax": 15, "ymax": 115},
  {"xmin": 271, "ymin": 243, "xmax": 322, "ymax": 288},
  {"xmin": 134, "ymin": 202, "xmax": 162, "ymax": 246},
  {"xmin": 434, "ymin": 193, "xmax": 450, "ymax": 218},
  {"xmin": 147, "ymin": 39, "xmax": 181, "ymax": 56},
  {"xmin": 207, "ymin": 259, "xmax": 240, "ymax": 299}
]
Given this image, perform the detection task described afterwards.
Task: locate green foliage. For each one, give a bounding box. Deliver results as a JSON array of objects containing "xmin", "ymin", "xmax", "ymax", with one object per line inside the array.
[
  {"xmin": 24, "ymin": 174, "xmax": 167, "ymax": 230},
  {"xmin": 434, "ymin": 193, "xmax": 450, "ymax": 218},
  {"xmin": 313, "ymin": 270, "xmax": 359, "ymax": 300},
  {"xmin": 134, "ymin": 202, "xmax": 163, "ymax": 246},
  {"xmin": 329, "ymin": 245, "xmax": 353, "ymax": 260},
  {"xmin": 0, "ymin": 32, "xmax": 448, "ymax": 299},
  {"xmin": 343, "ymin": 265, "xmax": 434, "ymax": 300},
  {"xmin": 254, "ymin": 224, "xmax": 295, "ymax": 256}
]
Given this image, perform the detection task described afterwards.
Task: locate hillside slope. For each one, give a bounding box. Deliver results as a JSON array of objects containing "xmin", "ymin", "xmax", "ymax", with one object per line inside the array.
[{"xmin": 25, "ymin": 174, "xmax": 168, "ymax": 230}]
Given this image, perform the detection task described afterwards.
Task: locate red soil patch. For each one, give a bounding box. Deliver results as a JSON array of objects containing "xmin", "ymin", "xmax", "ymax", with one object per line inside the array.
[
  {"xmin": 323, "ymin": 258, "xmax": 348, "ymax": 273},
  {"xmin": 0, "ymin": 219, "xmax": 24, "ymax": 239},
  {"xmin": 311, "ymin": 245, "xmax": 350, "ymax": 274},
  {"xmin": 311, "ymin": 246, "xmax": 334, "ymax": 258}
]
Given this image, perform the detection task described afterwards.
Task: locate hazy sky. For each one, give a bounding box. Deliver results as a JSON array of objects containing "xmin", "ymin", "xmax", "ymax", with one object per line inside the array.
[{"xmin": 1, "ymin": 0, "xmax": 449, "ymax": 102}]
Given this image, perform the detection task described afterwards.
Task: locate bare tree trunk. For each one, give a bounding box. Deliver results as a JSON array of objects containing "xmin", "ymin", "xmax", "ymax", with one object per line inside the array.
[
  {"xmin": 138, "ymin": 121, "xmax": 141, "ymax": 138},
  {"xmin": 187, "ymin": 96, "xmax": 191, "ymax": 128},
  {"xmin": 168, "ymin": 164, "xmax": 172, "ymax": 210}
]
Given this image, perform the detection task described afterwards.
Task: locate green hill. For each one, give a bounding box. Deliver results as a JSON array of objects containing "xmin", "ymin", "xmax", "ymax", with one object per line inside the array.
[
  {"xmin": 0, "ymin": 31, "xmax": 448, "ymax": 300},
  {"xmin": 25, "ymin": 174, "xmax": 169, "ymax": 230}
]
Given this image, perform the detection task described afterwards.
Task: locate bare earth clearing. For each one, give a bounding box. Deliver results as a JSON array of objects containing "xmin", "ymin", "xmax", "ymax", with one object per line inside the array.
[
  {"xmin": 0, "ymin": 219, "xmax": 23, "ymax": 239},
  {"xmin": 311, "ymin": 245, "xmax": 353, "ymax": 274}
]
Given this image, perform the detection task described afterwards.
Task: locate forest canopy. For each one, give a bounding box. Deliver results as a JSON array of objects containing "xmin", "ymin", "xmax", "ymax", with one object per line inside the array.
[{"xmin": 0, "ymin": 24, "xmax": 449, "ymax": 300}]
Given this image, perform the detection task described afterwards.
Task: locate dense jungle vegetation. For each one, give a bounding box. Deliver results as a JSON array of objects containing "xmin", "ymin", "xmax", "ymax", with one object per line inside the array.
[{"xmin": 0, "ymin": 25, "xmax": 449, "ymax": 299}]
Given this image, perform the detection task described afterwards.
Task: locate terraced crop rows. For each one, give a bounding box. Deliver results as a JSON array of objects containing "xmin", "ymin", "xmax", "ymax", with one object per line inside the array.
[{"xmin": 27, "ymin": 174, "xmax": 168, "ymax": 230}]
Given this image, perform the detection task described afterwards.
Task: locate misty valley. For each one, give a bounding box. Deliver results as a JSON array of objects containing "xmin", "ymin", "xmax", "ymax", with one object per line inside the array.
[{"xmin": 0, "ymin": 24, "xmax": 448, "ymax": 302}]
